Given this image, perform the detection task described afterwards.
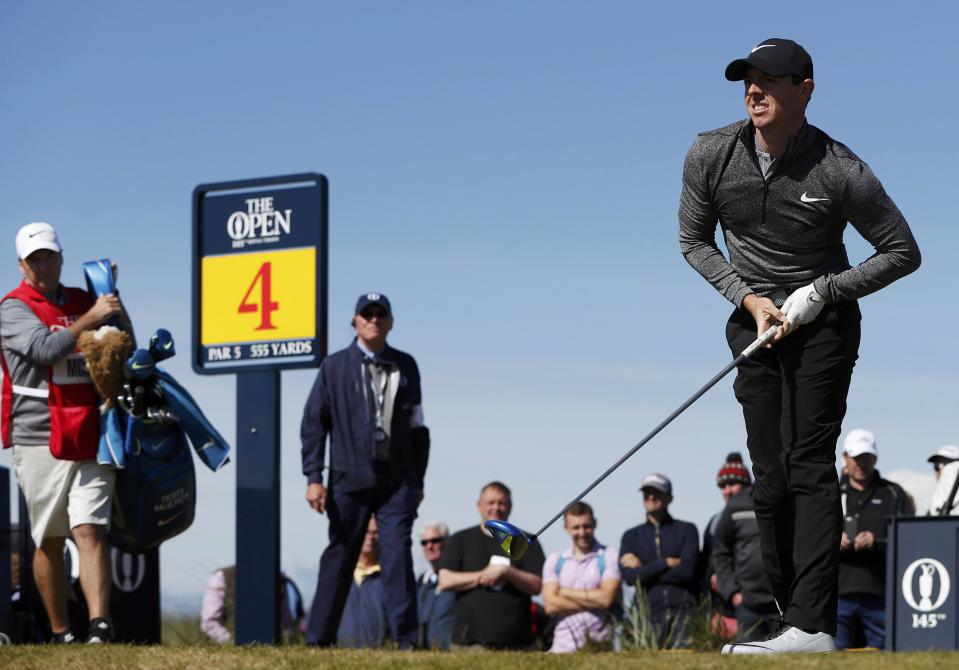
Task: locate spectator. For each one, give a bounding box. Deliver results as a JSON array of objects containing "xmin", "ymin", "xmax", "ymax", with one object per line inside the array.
[
  {"xmin": 541, "ymin": 501, "xmax": 621, "ymax": 653},
  {"xmin": 416, "ymin": 521, "xmax": 455, "ymax": 650},
  {"xmin": 1, "ymin": 222, "xmax": 132, "ymax": 643},
  {"xmin": 702, "ymin": 452, "xmax": 752, "ymax": 641},
  {"xmin": 711, "ymin": 475, "xmax": 779, "ymax": 641},
  {"xmin": 619, "ymin": 473, "xmax": 699, "ymax": 648},
  {"xmin": 837, "ymin": 429, "xmax": 914, "ymax": 649},
  {"xmin": 336, "ymin": 516, "xmax": 392, "ymax": 648},
  {"xmin": 437, "ymin": 481, "xmax": 545, "ymax": 649},
  {"xmin": 928, "ymin": 445, "xmax": 959, "ymax": 516},
  {"xmin": 300, "ymin": 293, "xmax": 429, "ymax": 648},
  {"xmin": 200, "ymin": 566, "xmax": 303, "ymax": 643}
]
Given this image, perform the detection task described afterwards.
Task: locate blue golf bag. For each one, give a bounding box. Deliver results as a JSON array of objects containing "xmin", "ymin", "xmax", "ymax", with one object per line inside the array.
[
  {"xmin": 105, "ymin": 403, "xmax": 197, "ymax": 553},
  {"xmin": 84, "ymin": 262, "xmax": 229, "ymax": 553}
]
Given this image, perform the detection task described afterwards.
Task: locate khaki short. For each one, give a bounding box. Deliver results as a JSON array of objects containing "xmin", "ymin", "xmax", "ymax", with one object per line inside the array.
[{"xmin": 12, "ymin": 445, "xmax": 115, "ymax": 546}]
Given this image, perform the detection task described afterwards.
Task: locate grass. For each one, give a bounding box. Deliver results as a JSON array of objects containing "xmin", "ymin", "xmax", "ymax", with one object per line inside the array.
[{"xmin": 0, "ymin": 647, "xmax": 956, "ymax": 670}]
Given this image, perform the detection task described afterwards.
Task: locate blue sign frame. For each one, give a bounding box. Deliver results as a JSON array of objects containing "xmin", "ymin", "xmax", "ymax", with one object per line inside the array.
[{"xmin": 192, "ymin": 173, "xmax": 328, "ymax": 375}]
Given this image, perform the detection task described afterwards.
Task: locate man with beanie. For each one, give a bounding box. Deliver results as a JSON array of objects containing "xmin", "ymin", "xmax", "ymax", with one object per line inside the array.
[
  {"xmin": 836, "ymin": 429, "xmax": 913, "ymax": 649},
  {"xmin": 679, "ymin": 38, "xmax": 920, "ymax": 653},
  {"xmin": 301, "ymin": 293, "xmax": 430, "ymax": 648},
  {"xmin": 710, "ymin": 454, "xmax": 779, "ymax": 641},
  {"xmin": 701, "ymin": 453, "xmax": 752, "ymax": 640}
]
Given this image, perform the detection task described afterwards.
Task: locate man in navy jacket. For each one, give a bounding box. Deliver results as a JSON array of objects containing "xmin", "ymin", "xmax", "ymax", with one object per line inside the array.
[
  {"xmin": 619, "ymin": 473, "xmax": 699, "ymax": 648},
  {"xmin": 301, "ymin": 293, "xmax": 430, "ymax": 647}
]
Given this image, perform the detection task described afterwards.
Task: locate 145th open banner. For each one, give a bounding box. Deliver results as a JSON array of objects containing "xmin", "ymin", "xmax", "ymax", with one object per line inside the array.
[{"xmin": 192, "ymin": 173, "xmax": 328, "ymax": 375}]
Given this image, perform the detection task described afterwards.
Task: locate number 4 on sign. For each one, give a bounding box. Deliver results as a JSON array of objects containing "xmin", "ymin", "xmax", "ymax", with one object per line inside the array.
[{"xmin": 238, "ymin": 262, "xmax": 279, "ymax": 330}]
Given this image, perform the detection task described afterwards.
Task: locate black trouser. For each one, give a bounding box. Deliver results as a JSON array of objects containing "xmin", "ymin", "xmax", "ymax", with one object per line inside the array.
[{"xmin": 725, "ymin": 301, "xmax": 861, "ymax": 636}]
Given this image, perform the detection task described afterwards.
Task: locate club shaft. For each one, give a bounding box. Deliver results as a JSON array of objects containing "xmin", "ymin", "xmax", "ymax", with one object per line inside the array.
[{"xmin": 531, "ymin": 325, "xmax": 778, "ymax": 540}]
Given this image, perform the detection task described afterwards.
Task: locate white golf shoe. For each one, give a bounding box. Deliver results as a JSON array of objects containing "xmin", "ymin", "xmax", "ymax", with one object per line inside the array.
[{"xmin": 721, "ymin": 624, "xmax": 836, "ymax": 654}]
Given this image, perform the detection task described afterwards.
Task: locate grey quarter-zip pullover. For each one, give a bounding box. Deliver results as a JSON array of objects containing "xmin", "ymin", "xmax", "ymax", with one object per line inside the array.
[{"xmin": 679, "ymin": 119, "xmax": 920, "ymax": 307}]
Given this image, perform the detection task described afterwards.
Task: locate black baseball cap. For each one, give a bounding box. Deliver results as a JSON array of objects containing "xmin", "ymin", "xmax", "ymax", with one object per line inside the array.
[
  {"xmin": 355, "ymin": 292, "xmax": 392, "ymax": 315},
  {"xmin": 725, "ymin": 38, "xmax": 813, "ymax": 82}
]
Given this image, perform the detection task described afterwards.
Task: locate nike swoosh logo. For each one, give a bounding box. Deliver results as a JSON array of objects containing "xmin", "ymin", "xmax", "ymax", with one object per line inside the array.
[
  {"xmin": 800, "ymin": 192, "xmax": 830, "ymax": 203},
  {"xmin": 751, "ymin": 44, "xmax": 775, "ymax": 53},
  {"xmin": 157, "ymin": 512, "xmax": 184, "ymax": 527},
  {"xmin": 29, "ymin": 231, "xmax": 44, "ymax": 237},
  {"xmin": 162, "ymin": 342, "xmax": 173, "ymax": 349},
  {"xmin": 130, "ymin": 362, "xmax": 153, "ymax": 370}
]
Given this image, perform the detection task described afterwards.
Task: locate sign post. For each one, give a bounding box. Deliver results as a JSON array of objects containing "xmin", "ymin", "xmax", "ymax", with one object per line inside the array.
[
  {"xmin": 193, "ymin": 173, "xmax": 328, "ymax": 644},
  {"xmin": 886, "ymin": 516, "xmax": 959, "ymax": 651},
  {"xmin": 0, "ymin": 468, "xmax": 10, "ymax": 644}
]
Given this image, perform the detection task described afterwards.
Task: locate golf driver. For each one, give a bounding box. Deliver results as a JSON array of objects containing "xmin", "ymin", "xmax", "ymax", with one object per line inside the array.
[{"xmin": 485, "ymin": 323, "xmax": 781, "ymax": 559}]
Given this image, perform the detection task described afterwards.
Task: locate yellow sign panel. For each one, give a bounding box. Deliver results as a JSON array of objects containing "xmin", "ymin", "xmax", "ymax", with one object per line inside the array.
[{"xmin": 201, "ymin": 247, "xmax": 315, "ymax": 345}]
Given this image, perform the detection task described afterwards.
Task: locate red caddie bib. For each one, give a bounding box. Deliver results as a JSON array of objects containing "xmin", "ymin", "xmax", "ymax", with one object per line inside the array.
[{"xmin": 1, "ymin": 280, "xmax": 98, "ymax": 460}]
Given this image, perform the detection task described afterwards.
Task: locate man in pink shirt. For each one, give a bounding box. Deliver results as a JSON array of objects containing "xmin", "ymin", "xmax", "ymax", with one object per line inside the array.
[{"xmin": 542, "ymin": 502, "xmax": 622, "ymax": 652}]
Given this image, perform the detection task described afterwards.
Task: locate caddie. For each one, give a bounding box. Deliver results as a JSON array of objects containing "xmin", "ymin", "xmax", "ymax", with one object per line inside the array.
[
  {"xmin": 679, "ymin": 39, "xmax": 920, "ymax": 653},
  {"xmin": 1, "ymin": 222, "xmax": 132, "ymax": 643}
]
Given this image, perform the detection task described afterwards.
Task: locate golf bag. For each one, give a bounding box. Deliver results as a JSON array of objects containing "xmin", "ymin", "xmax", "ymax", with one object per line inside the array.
[
  {"xmin": 84, "ymin": 261, "xmax": 229, "ymax": 553},
  {"xmin": 105, "ymin": 401, "xmax": 196, "ymax": 553}
]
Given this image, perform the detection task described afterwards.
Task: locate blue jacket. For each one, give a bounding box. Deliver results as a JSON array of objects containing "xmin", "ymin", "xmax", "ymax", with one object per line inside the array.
[
  {"xmin": 416, "ymin": 571, "xmax": 455, "ymax": 650},
  {"xmin": 301, "ymin": 340, "xmax": 429, "ymax": 493},
  {"xmin": 336, "ymin": 570, "xmax": 389, "ymax": 648},
  {"xmin": 619, "ymin": 514, "xmax": 699, "ymax": 611}
]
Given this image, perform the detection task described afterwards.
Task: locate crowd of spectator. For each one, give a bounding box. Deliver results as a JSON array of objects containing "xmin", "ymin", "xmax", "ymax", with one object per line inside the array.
[{"xmin": 240, "ymin": 430, "xmax": 953, "ymax": 652}]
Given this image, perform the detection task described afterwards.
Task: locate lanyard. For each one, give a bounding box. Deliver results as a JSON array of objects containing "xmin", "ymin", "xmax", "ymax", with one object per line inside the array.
[{"xmin": 365, "ymin": 360, "xmax": 390, "ymax": 429}]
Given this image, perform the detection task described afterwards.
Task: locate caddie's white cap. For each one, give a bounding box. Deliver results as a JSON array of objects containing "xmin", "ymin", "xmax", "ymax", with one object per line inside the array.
[
  {"xmin": 16, "ymin": 222, "xmax": 61, "ymax": 260},
  {"xmin": 928, "ymin": 445, "xmax": 959, "ymax": 463},
  {"xmin": 843, "ymin": 428, "xmax": 878, "ymax": 458}
]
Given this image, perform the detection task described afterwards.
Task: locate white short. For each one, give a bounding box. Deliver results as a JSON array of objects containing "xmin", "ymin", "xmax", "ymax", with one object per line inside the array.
[{"xmin": 12, "ymin": 445, "xmax": 115, "ymax": 546}]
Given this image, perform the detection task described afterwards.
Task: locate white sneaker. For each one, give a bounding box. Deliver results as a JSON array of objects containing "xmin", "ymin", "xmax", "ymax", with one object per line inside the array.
[{"xmin": 722, "ymin": 625, "xmax": 836, "ymax": 654}]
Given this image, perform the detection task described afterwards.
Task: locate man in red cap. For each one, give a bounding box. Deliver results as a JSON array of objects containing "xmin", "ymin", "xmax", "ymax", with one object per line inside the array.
[
  {"xmin": 701, "ymin": 452, "xmax": 752, "ymax": 640},
  {"xmin": 679, "ymin": 38, "xmax": 921, "ymax": 652},
  {"xmin": 709, "ymin": 453, "xmax": 779, "ymax": 642}
]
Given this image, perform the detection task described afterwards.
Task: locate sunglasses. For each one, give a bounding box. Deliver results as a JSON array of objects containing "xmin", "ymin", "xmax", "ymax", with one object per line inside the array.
[
  {"xmin": 420, "ymin": 538, "xmax": 444, "ymax": 546},
  {"xmin": 360, "ymin": 308, "xmax": 389, "ymax": 320}
]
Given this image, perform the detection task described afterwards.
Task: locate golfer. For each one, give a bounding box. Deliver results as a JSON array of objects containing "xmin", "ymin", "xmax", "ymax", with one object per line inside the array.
[{"xmin": 679, "ymin": 38, "xmax": 920, "ymax": 653}]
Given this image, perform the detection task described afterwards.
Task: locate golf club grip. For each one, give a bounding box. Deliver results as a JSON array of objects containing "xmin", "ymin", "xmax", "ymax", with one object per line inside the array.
[
  {"xmin": 740, "ymin": 324, "xmax": 779, "ymax": 358},
  {"xmin": 532, "ymin": 328, "xmax": 776, "ymax": 539}
]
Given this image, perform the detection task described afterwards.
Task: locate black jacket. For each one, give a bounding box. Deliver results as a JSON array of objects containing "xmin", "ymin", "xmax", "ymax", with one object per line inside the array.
[
  {"xmin": 619, "ymin": 514, "xmax": 699, "ymax": 611},
  {"xmin": 300, "ymin": 340, "xmax": 429, "ymax": 492},
  {"xmin": 710, "ymin": 486, "xmax": 775, "ymax": 612},
  {"xmin": 839, "ymin": 471, "xmax": 914, "ymax": 598}
]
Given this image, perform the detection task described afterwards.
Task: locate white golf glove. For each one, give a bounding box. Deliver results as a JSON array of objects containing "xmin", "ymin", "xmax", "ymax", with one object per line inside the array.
[{"xmin": 781, "ymin": 283, "xmax": 826, "ymax": 328}]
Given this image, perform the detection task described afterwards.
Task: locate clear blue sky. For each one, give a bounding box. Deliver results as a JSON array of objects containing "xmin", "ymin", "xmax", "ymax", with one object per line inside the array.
[{"xmin": 2, "ymin": 2, "xmax": 957, "ymax": 611}]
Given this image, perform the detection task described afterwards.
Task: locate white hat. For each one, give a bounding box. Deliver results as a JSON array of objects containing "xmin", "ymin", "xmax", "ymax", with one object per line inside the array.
[
  {"xmin": 843, "ymin": 428, "xmax": 877, "ymax": 458},
  {"xmin": 639, "ymin": 472, "xmax": 673, "ymax": 496},
  {"xmin": 927, "ymin": 445, "xmax": 959, "ymax": 463},
  {"xmin": 16, "ymin": 222, "xmax": 61, "ymax": 260}
]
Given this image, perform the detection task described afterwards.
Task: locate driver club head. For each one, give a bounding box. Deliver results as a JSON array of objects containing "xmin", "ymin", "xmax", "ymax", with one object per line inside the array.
[
  {"xmin": 148, "ymin": 328, "xmax": 176, "ymax": 361},
  {"xmin": 483, "ymin": 519, "xmax": 531, "ymax": 560},
  {"xmin": 126, "ymin": 348, "xmax": 156, "ymax": 381}
]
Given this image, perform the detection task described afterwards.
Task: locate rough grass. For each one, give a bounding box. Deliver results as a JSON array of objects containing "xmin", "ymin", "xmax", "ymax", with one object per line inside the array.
[{"xmin": 0, "ymin": 647, "xmax": 956, "ymax": 670}]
